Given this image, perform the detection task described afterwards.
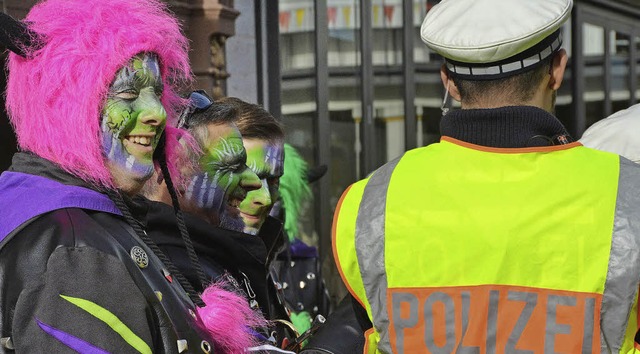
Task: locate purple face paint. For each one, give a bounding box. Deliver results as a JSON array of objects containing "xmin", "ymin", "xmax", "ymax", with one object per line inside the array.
[{"xmin": 101, "ymin": 53, "xmax": 166, "ymax": 182}]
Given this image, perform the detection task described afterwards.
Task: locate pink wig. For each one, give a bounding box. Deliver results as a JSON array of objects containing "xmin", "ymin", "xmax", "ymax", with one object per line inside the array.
[
  {"xmin": 197, "ymin": 281, "xmax": 269, "ymax": 354},
  {"xmin": 6, "ymin": 0, "xmax": 192, "ymax": 188}
]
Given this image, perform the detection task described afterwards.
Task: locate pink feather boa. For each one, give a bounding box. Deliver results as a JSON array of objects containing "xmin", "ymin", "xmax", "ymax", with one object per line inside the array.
[{"xmin": 196, "ymin": 281, "xmax": 269, "ymax": 354}]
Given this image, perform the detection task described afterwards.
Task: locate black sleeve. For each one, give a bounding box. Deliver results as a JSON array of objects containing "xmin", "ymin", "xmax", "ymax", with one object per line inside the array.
[
  {"xmin": 10, "ymin": 246, "xmax": 156, "ymax": 353},
  {"xmin": 301, "ymin": 294, "xmax": 372, "ymax": 354}
]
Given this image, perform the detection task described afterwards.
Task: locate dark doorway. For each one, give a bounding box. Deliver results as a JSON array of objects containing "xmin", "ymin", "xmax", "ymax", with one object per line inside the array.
[{"xmin": 0, "ymin": 54, "xmax": 17, "ymax": 172}]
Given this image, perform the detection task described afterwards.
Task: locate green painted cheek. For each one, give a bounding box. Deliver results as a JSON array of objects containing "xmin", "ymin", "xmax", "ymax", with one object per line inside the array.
[
  {"xmin": 103, "ymin": 99, "xmax": 137, "ymax": 136},
  {"xmin": 216, "ymin": 173, "xmax": 232, "ymax": 191},
  {"xmin": 238, "ymin": 197, "xmax": 252, "ymax": 212},
  {"xmin": 199, "ymin": 153, "xmax": 233, "ymax": 193},
  {"xmin": 132, "ymin": 58, "xmax": 144, "ymax": 71},
  {"xmin": 246, "ymin": 150, "xmax": 266, "ymax": 171}
]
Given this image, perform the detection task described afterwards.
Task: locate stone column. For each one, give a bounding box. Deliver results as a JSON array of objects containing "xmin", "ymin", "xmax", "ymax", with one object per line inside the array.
[{"xmin": 185, "ymin": 0, "xmax": 239, "ymax": 99}]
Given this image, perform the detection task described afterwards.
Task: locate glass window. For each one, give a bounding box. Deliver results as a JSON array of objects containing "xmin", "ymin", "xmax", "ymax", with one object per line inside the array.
[
  {"xmin": 372, "ymin": 1, "xmax": 404, "ymax": 165},
  {"xmin": 328, "ymin": 0, "xmax": 362, "ymax": 194},
  {"xmin": 636, "ymin": 36, "xmax": 640, "ymax": 102},
  {"xmin": 279, "ymin": 1, "xmax": 316, "ymax": 71},
  {"xmin": 583, "ymin": 22, "xmax": 606, "ymax": 128},
  {"xmin": 611, "ymin": 31, "xmax": 632, "ymax": 115},
  {"xmin": 278, "ymin": 0, "xmax": 318, "ymax": 245},
  {"xmin": 328, "ymin": 0, "xmax": 361, "ymax": 68}
]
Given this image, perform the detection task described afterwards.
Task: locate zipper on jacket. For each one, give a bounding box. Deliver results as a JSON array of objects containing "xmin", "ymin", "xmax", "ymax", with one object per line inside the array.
[{"xmin": 240, "ymin": 271, "xmax": 259, "ymax": 309}]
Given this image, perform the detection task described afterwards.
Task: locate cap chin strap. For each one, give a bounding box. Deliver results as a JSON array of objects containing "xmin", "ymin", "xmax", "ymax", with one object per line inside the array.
[{"xmin": 441, "ymin": 83, "xmax": 452, "ymax": 117}]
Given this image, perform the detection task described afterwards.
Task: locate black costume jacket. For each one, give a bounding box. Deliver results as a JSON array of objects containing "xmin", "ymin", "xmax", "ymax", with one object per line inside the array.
[
  {"xmin": 146, "ymin": 201, "xmax": 290, "ymax": 339},
  {"xmin": 0, "ymin": 153, "xmax": 211, "ymax": 353}
]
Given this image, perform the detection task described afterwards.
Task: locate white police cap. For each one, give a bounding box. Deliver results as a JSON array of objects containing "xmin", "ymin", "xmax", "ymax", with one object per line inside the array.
[{"xmin": 421, "ymin": 0, "xmax": 572, "ymax": 80}]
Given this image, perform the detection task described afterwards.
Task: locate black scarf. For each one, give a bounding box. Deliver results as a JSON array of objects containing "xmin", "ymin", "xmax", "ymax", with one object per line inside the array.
[{"xmin": 440, "ymin": 106, "xmax": 573, "ymax": 148}]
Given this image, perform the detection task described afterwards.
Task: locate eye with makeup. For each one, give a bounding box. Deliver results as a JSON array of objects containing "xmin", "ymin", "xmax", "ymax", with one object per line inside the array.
[
  {"xmin": 206, "ymin": 140, "xmax": 247, "ymax": 174},
  {"xmin": 114, "ymin": 90, "xmax": 138, "ymax": 100},
  {"xmin": 208, "ymin": 159, "xmax": 245, "ymax": 174}
]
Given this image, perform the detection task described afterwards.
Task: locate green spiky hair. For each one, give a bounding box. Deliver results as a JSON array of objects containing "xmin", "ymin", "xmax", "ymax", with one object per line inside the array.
[{"xmin": 280, "ymin": 144, "xmax": 312, "ymax": 241}]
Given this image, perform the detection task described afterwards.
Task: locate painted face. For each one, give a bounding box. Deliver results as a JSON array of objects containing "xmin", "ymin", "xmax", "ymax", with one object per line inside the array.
[
  {"xmin": 239, "ymin": 139, "xmax": 284, "ymax": 235},
  {"xmin": 185, "ymin": 123, "xmax": 261, "ymax": 231},
  {"xmin": 102, "ymin": 53, "xmax": 166, "ymax": 186}
]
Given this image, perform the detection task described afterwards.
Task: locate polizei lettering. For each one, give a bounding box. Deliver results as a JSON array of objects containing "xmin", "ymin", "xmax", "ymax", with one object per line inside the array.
[{"xmin": 388, "ymin": 285, "xmax": 600, "ymax": 354}]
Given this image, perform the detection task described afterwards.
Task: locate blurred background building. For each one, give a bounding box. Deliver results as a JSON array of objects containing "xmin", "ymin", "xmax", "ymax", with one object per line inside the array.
[{"xmin": 2, "ymin": 0, "xmax": 640, "ymax": 301}]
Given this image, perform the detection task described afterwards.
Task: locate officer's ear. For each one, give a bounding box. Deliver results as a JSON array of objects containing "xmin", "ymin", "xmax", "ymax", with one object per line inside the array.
[
  {"xmin": 548, "ymin": 49, "xmax": 568, "ymax": 91},
  {"xmin": 440, "ymin": 65, "xmax": 461, "ymax": 102}
]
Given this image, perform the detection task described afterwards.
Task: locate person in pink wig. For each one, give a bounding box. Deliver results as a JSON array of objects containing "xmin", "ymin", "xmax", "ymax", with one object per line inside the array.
[{"xmin": 0, "ymin": 0, "xmax": 264, "ymax": 352}]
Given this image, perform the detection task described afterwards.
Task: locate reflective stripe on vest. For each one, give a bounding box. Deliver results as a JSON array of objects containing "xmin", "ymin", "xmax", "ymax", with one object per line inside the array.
[
  {"xmin": 602, "ymin": 157, "xmax": 640, "ymax": 350},
  {"xmin": 336, "ymin": 140, "xmax": 640, "ymax": 353}
]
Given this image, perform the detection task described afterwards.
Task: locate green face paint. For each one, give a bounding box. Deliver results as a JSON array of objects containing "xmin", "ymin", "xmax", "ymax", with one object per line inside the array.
[
  {"xmin": 101, "ymin": 52, "xmax": 166, "ymax": 181},
  {"xmin": 185, "ymin": 123, "xmax": 261, "ymax": 231},
  {"xmin": 239, "ymin": 138, "xmax": 284, "ymax": 235}
]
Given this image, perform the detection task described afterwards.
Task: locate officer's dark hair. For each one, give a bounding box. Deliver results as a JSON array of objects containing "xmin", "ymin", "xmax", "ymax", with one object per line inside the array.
[{"xmin": 451, "ymin": 56, "xmax": 553, "ymax": 106}]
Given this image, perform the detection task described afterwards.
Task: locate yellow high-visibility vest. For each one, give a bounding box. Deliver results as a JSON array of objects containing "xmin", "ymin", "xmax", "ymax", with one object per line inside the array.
[{"xmin": 334, "ymin": 137, "xmax": 640, "ymax": 354}]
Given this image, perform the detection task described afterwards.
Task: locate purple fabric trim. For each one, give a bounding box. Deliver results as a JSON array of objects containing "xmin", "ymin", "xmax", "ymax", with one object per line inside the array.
[
  {"xmin": 0, "ymin": 171, "xmax": 122, "ymax": 241},
  {"xmin": 37, "ymin": 318, "xmax": 111, "ymax": 354},
  {"xmin": 289, "ymin": 238, "xmax": 318, "ymax": 258}
]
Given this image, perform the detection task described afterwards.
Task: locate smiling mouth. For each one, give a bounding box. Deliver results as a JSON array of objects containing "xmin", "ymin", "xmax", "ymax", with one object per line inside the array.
[
  {"xmin": 125, "ymin": 135, "xmax": 154, "ymax": 146},
  {"xmin": 240, "ymin": 212, "xmax": 261, "ymax": 222}
]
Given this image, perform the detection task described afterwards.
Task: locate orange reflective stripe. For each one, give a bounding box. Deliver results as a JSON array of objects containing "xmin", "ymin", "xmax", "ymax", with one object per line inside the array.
[
  {"xmin": 387, "ymin": 285, "xmax": 601, "ymax": 353},
  {"xmin": 363, "ymin": 327, "xmax": 376, "ymax": 354},
  {"xmin": 440, "ymin": 136, "xmax": 583, "ymax": 154},
  {"xmin": 637, "ymin": 287, "xmax": 640, "ymax": 333},
  {"xmin": 332, "ymin": 185, "xmax": 368, "ymax": 309}
]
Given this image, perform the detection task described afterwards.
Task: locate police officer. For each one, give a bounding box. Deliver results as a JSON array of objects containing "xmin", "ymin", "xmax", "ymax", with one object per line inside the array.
[{"xmin": 304, "ymin": 0, "xmax": 640, "ymax": 353}]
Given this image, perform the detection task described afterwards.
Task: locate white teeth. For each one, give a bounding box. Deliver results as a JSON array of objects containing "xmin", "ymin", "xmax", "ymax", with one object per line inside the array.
[{"xmin": 126, "ymin": 136, "xmax": 152, "ymax": 146}]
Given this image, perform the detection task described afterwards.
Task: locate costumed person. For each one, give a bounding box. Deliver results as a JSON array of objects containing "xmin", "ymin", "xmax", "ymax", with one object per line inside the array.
[
  {"xmin": 580, "ymin": 103, "xmax": 640, "ymax": 163},
  {"xmin": 0, "ymin": 0, "xmax": 259, "ymax": 352},
  {"xmin": 270, "ymin": 144, "xmax": 330, "ymax": 336},
  {"xmin": 220, "ymin": 96, "xmax": 286, "ymax": 238},
  {"xmin": 305, "ymin": 0, "xmax": 640, "ymax": 353},
  {"xmin": 224, "ymin": 97, "xmax": 306, "ymax": 346},
  {"xmin": 144, "ymin": 92, "xmax": 295, "ymax": 352}
]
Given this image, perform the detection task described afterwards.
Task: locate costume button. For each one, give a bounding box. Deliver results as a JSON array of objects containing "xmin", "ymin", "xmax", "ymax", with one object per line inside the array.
[
  {"xmin": 201, "ymin": 340, "xmax": 212, "ymax": 353},
  {"xmin": 1, "ymin": 337, "xmax": 14, "ymax": 350},
  {"xmin": 177, "ymin": 339, "xmax": 188, "ymax": 353},
  {"xmin": 299, "ymin": 281, "xmax": 306, "ymax": 289},
  {"xmin": 130, "ymin": 246, "xmax": 149, "ymax": 268},
  {"xmin": 306, "ymin": 272, "xmax": 316, "ymax": 280}
]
